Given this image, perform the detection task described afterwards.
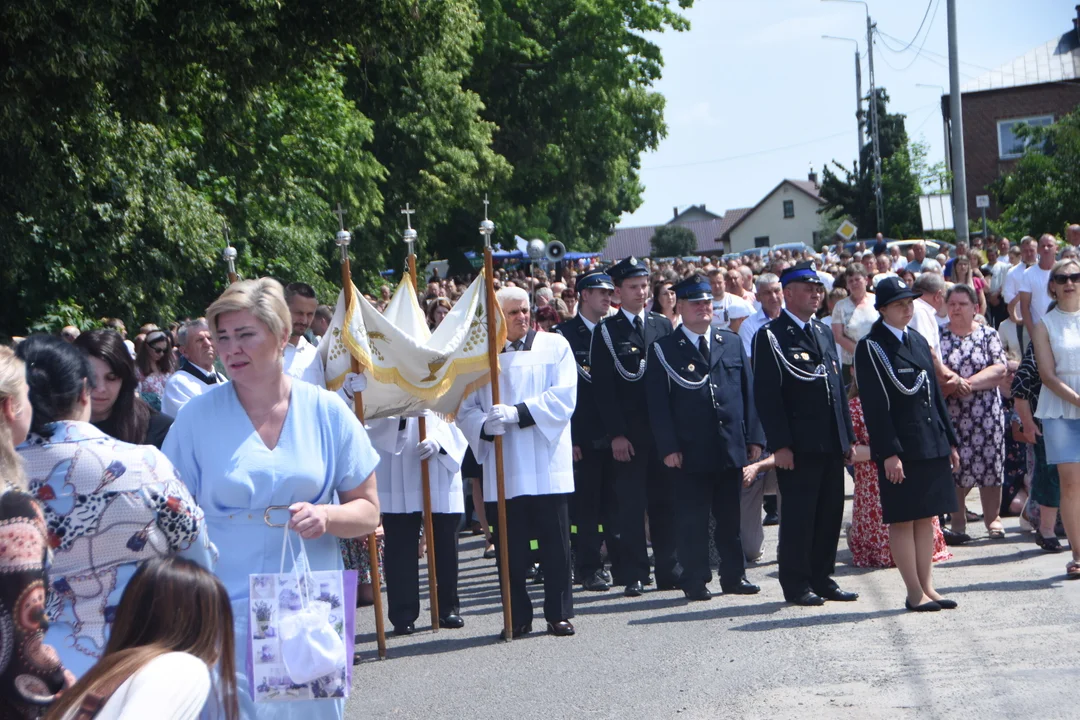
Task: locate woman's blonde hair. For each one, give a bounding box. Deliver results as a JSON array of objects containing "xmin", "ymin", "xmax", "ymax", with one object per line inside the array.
[
  {"xmin": 206, "ymin": 278, "xmax": 291, "ymax": 343},
  {"xmin": 0, "ymin": 346, "xmax": 28, "ymax": 491},
  {"xmin": 1047, "ymin": 258, "xmax": 1080, "ymax": 301}
]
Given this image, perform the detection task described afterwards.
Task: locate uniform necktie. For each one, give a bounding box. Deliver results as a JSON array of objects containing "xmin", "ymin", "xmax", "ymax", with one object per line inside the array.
[
  {"xmin": 902, "ymin": 331, "xmax": 911, "ymax": 349},
  {"xmin": 698, "ymin": 336, "xmax": 709, "ymax": 361},
  {"xmin": 633, "ymin": 315, "xmax": 643, "ymax": 335}
]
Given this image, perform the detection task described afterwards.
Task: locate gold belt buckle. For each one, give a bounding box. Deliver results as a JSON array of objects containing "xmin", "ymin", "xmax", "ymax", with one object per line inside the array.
[{"xmin": 263, "ymin": 505, "xmax": 291, "ymax": 528}]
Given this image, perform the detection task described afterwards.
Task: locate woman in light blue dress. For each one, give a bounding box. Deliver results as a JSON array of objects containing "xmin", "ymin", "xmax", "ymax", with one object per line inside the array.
[{"xmin": 163, "ymin": 279, "xmax": 380, "ymax": 719}]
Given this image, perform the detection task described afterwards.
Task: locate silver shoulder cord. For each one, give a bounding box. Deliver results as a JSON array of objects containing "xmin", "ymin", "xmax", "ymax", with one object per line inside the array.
[
  {"xmin": 555, "ymin": 327, "xmax": 591, "ymax": 383},
  {"xmin": 601, "ymin": 322, "xmax": 646, "ymax": 382},
  {"xmin": 653, "ymin": 344, "xmax": 709, "ymax": 390},
  {"xmin": 861, "ymin": 339, "xmax": 930, "ymax": 413},
  {"xmin": 765, "ymin": 328, "xmax": 831, "ymax": 401}
]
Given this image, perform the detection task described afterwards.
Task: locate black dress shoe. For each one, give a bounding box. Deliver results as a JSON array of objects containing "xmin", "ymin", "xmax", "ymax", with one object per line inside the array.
[
  {"xmin": 525, "ymin": 563, "xmax": 538, "ymax": 579},
  {"xmin": 655, "ymin": 579, "xmax": 681, "ymax": 591},
  {"xmin": 393, "ymin": 623, "xmax": 416, "ymax": 636},
  {"xmin": 720, "ymin": 578, "xmax": 761, "ymax": 595},
  {"xmin": 624, "ymin": 581, "xmax": 645, "ymax": 597},
  {"xmin": 600, "ymin": 568, "xmax": 613, "ymax": 585},
  {"xmin": 788, "ymin": 591, "xmax": 825, "ymax": 607},
  {"xmin": 499, "ymin": 623, "xmax": 532, "ymax": 640},
  {"xmin": 581, "ymin": 571, "xmax": 611, "ymax": 592},
  {"xmin": 942, "ymin": 528, "xmax": 971, "ymax": 546},
  {"xmin": 682, "ymin": 585, "xmax": 713, "ymax": 601},
  {"xmin": 905, "ymin": 599, "xmax": 941, "ymax": 612},
  {"xmin": 763, "ymin": 512, "xmax": 780, "ymax": 526},
  {"xmin": 546, "ymin": 620, "xmax": 575, "ymax": 636},
  {"xmin": 931, "ymin": 597, "xmax": 958, "ymax": 610},
  {"xmin": 817, "ymin": 587, "xmax": 859, "ymax": 602},
  {"xmin": 438, "ymin": 614, "xmax": 465, "ymax": 629},
  {"xmin": 532, "ymin": 567, "xmax": 545, "ymax": 585}
]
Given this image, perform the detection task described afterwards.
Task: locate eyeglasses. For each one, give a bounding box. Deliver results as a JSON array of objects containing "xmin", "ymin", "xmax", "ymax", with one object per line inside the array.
[
  {"xmin": 1053, "ymin": 273, "xmax": 1080, "ymax": 285},
  {"xmin": 148, "ymin": 344, "xmax": 168, "ymax": 354}
]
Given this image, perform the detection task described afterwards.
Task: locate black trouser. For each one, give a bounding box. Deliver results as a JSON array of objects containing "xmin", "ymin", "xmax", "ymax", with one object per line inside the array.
[
  {"xmin": 382, "ymin": 511, "xmax": 461, "ymax": 628},
  {"xmin": 775, "ymin": 451, "xmax": 845, "ymax": 599},
  {"xmin": 486, "ymin": 493, "xmax": 573, "ymax": 626},
  {"xmin": 613, "ymin": 426, "xmax": 679, "ymax": 586},
  {"xmin": 571, "ymin": 444, "xmax": 620, "ymax": 579},
  {"xmin": 675, "ymin": 467, "xmax": 745, "ymax": 588}
]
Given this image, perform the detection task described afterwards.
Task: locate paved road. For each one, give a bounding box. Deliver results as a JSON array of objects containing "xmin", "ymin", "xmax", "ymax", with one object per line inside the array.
[{"xmin": 346, "ymin": 493, "xmax": 1080, "ymax": 720}]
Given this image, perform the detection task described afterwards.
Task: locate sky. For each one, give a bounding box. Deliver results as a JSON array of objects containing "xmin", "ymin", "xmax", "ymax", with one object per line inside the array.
[{"xmin": 618, "ymin": 0, "xmax": 1073, "ymax": 228}]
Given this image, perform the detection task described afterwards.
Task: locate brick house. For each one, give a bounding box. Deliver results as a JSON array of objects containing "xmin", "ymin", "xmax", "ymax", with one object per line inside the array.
[{"xmin": 942, "ymin": 6, "xmax": 1080, "ymax": 220}]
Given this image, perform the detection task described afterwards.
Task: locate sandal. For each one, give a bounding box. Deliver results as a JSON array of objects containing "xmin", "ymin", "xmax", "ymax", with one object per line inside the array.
[
  {"xmin": 987, "ymin": 525, "xmax": 1006, "ymax": 540},
  {"xmin": 1067, "ymin": 560, "xmax": 1080, "ymax": 579},
  {"xmin": 1036, "ymin": 534, "xmax": 1065, "ymax": 553},
  {"xmin": 966, "ymin": 510, "xmax": 983, "ymax": 522}
]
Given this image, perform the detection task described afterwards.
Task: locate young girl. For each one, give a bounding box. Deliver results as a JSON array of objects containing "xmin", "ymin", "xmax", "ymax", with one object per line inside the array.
[{"xmin": 46, "ymin": 556, "xmax": 238, "ymax": 720}]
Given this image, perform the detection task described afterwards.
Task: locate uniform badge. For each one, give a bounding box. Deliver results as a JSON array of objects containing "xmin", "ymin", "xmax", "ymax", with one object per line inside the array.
[
  {"xmin": 687, "ymin": 363, "xmax": 696, "ymax": 372},
  {"xmin": 631, "ymin": 346, "xmax": 639, "ymax": 352},
  {"xmin": 582, "ymin": 365, "xmax": 590, "ymax": 372}
]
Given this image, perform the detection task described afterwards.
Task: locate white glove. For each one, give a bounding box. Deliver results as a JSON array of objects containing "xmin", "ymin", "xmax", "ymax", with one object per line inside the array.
[
  {"xmin": 417, "ymin": 438, "xmax": 440, "ymax": 460},
  {"xmin": 342, "ymin": 372, "xmax": 368, "ymax": 399},
  {"xmin": 492, "ymin": 404, "xmax": 520, "ymax": 425},
  {"xmin": 483, "ymin": 407, "xmax": 506, "ymax": 436}
]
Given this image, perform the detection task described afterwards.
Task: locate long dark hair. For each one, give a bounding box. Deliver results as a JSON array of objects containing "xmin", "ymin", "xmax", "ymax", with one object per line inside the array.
[
  {"xmin": 74, "ymin": 330, "xmax": 151, "ymax": 444},
  {"xmin": 14, "ymin": 334, "xmax": 95, "ymax": 438},
  {"xmin": 135, "ymin": 329, "xmax": 176, "ymax": 377},
  {"xmin": 45, "ymin": 556, "xmax": 239, "ymax": 720}
]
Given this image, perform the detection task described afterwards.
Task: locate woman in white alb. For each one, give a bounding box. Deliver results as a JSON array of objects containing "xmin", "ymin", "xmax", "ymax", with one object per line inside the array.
[{"xmin": 1031, "ymin": 258, "xmax": 1080, "ymax": 579}]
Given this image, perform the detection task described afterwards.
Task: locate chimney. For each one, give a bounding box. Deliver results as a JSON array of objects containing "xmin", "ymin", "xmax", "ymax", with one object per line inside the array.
[
  {"xmin": 808, "ymin": 167, "xmax": 818, "ymax": 185},
  {"xmin": 1075, "ymin": 5, "xmax": 1080, "ymax": 41},
  {"xmin": 701, "ymin": 204, "xmax": 706, "ymax": 212},
  {"xmin": 673, "ymin": 206, "xmax": 679, "ymax": 219}
]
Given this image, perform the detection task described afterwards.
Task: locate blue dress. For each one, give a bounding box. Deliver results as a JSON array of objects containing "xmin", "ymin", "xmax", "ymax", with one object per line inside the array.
[{"xmin": 162, "ymin": 380, "xmax": 378, "ymax": 720}]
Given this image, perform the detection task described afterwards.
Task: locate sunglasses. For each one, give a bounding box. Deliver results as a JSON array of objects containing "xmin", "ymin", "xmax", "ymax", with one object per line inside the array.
[
  {"xmin": 148, "ymin": 344, "xmax": 168, "ymax": 353},
  {"xmin": 1053, "ymin": 273, "xmax": 1080, "ymax": 285}
]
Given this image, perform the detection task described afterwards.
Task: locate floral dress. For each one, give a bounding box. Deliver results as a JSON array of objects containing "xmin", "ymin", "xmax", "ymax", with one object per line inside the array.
[
  {"xmin": 847, "ymin": 397, "xmax": 952, "ymax": 567},
  {"xmin": 136, "ymin": 370, "xmax": 172, "ymax": 412},
  {"xmin": 940, "ymin": 324, "xmax": 1007, "ymax": 488}
]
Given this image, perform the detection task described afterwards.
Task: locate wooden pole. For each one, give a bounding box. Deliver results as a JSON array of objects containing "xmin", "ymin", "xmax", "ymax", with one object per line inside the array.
[
  {"xmin": 484, "ymin": 246, "xmax": 514, "ymax": 640},
  {"xmin": 407, "ymin": 253, "xmax": 440, "ymax": 630},
  {"xmin": 335, "ymin": 210, "xmax": 388, "ymax": 660}
]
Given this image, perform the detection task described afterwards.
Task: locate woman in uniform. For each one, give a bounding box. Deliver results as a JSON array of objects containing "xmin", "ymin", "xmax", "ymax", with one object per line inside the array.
[{"xmin": 854, "ymin": 277, "xmax": 961, "ymax": 612}]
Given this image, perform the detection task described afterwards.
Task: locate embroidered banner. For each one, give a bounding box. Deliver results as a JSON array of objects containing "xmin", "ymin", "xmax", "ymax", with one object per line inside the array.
[{"xmin": 320, "ymin": 271, "xmax": 505, "ymax": 420}]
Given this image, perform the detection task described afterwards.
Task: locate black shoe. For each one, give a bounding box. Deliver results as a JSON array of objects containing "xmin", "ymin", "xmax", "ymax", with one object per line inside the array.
[
  {"xmin": 525, "ymin": 563, "xmax": 538, "ymax": 579},
  {"xmin": 532, "ymin": 568, "xmax": 545, "ymax": 585},
  {"xmin": 600, "ymin": 568, "xmax": 613, "ymax": 585},
  {"xmin": 571, "ymin": 566, "xmax": 577, "ymax": 584},
  {"xmin": 655, "ymin": 581, "xmax": 681, "ymax": 591},
  {"xmin": 546, "ymin": 620, "xmax": 575, "ymax": 636},
  {"xmin": 720, "ymin": 578, "xmax": 761, "ymax": 595},
  {"xmin": 788, "ymin": 591, "xmax": 825, "ymax": 607},
  {"xmin": 582, "ymin": 571, "xmax": 611, "ymax": 592},
  {"xmin": 904, "ymin": 599, "xmax": 941, "ymax": 612},
  {"xmin": 816, "ymin": 587, "xmax": 859, "ymax": 602},
  {"xmin": 763, "ymin": 512, "xmax": 779, "ymax": 526},
  {"xmin": 682, "ymin": 585, "xmax": 713, "ymax": 601},
  {"xmin": 931, "ymin": 597, "xmax": 958, "ymax": 610},
  {"xmin": 942, "ymin": 528, "xmax": 971, "ymax": 546},
  {"xmin": 438, "ymin": 614, "xmax": 465, "ymax": 629},
  {"xmin": 499, "ymin": 623, "xmax": 532, "ymax": 640},
  {"xmin": 643, "ymin": 575, "xmax": 654, "ymax": 586},
  {"xmin": 1036, "ymin": 534, "xmax": 1066, "ymax": 553},
  {"xmin": 624, "ymin": 581, "xmax": 645, "ymax": 597},
  {"xmin": 393, "ymin": 623, "xmax": 416, "ymax": 636},
  {"xmin": 483, "ymin": 545, "xmax": 497, "ymax": 560}
]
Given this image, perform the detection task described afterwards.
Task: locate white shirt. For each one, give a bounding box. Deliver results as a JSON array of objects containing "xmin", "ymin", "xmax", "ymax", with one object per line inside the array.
[
  {"xmin": 161, "ymin": 364, "xmax": 223, "ymax": 418},
  {"xmin": 457, "ymin": 332, "xmax": 577, "ymax": 500},
  {"xmin": 985, "ymin": 259, "xmax": 1011, "ymax": 296},
  {"xmin": 1003, "ymin": 262, "xmax": 1030, "ymax": 311},
  {"xmin": 710, "ymin": 293, "xmax": 754, "ymax": 330},
  {"xmin": 61, "ymin": 652, "xmax": 210, "ymax": 720},
  {"xmin": 882, "ymin": 322, "xmax": 906, "ymax": 343},
  {"xmin": 621, "ymin": 307, "xmax": 646, "ymax": 327},
  {"xmin": 680, "ymin": 325, "xmax": 709, "ymax": 352},
  {"xmin": 871, "ymin": 271, "xmax": 897, "ymax": 288},
  {"xmin": 782, "ymin": 307, "xmax": 814, "ymax": 332},
  {"xmin": 739, "ymin": 308, "xmax": 777, "ymax": 357},
  {"xmin": 368, "ymin": 412, "xmax": 467, "ymax": 514},
  {"xmin": 579, "ymin": 314, "xmax": 598, "ymax": 333},
  {"xmin": 1020, "ymin": 263, "xmax": 1054, "ymax": 328},
  {"xmin": 891, "ymin": 255, "xmax": 908, "ymax": 272},
  {"xmin": 910, "ymin": 297, "xmax": 942, "ymax": 360},
  {"xmin": 283, "ymin": 336, "xmax": 326, "ymax": 388}
]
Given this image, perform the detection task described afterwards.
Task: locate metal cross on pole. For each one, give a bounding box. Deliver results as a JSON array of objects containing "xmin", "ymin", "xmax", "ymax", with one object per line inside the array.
[{"xmin": 222, "ymin": 222, "xmax": 238, "ymax": 285}]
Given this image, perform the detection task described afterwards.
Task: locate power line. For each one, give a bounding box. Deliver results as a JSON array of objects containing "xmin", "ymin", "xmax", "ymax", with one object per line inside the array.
[
  {"xmin": 641, "ymin": 131, "xmax": 852, "ymax": 171},
  {"xmin": 873, "ymin": 0, "xmax": 942, "ymax": 73},
  {"xmin": 886, "ymin": 0, "xmax": 937, "ymax": 54}
]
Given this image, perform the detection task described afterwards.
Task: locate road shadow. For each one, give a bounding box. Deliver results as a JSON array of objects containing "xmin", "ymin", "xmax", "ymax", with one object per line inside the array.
[
  {"xmin": 352, "ymin": 630, "xmax": 509, "ymax": 663},
  {"xmin": 937, "ymin": 577, "xmax": 1063, "ymax": 593},
  {"xmin": 627, "ymin": 599, "xmax": 788, "ymax": 626},
  {"xmin": 937, "ymin": 549, "xmax": 1040, "ymax": 569},
  {"xmin": 729, "ymin": 607, "xmax": 906, "ymax": 632}
]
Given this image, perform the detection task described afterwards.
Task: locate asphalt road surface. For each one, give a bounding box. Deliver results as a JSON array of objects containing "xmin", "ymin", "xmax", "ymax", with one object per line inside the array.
[{"xmin": 346, "ymin": 492, "xmax": 1080, "ymax": 720}]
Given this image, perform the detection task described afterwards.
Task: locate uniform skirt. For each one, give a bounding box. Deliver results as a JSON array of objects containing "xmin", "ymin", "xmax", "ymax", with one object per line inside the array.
[{"xmin": 877, "ymin": 455, "xmax": 958, "ymax": 524}]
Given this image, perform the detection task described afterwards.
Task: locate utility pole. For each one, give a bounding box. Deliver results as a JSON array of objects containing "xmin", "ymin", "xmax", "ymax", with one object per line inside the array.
[
  {"xmin": 866, "ymin": 14, "xmax": 884, "ymax": 233},
  {"xmin": 823, "ymin": 35, "xmax": 864, "ymax": 167},
  {"xmin": 947, "ymin": 0, "xmax": 969, "ymax": 244}
]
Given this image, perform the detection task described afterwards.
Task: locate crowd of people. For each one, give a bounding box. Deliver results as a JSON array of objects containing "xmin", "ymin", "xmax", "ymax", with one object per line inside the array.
[{"xmin": 3, "ymin": 226, "xmax": 1080, "ymax": 717}]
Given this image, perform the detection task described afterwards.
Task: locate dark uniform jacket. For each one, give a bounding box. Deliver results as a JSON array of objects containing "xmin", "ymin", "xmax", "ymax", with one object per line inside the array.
[
  {"xmin": 854, "ymin": 319, "xmax": 959, "ymax": 462},
  {"xmin": 590, "ymin": 309, "xmax": 673, "ymax": 439},
  {"xmin": 554, "ymin": 315, "xmax": 608, "ymax": 449},
  {"xmin": 645, "ymin": 326, "xmax": 766, "ymax": 473},
  {"xmin": 751, "ymin": 311, "xmax": 855, "ymax": 454}
]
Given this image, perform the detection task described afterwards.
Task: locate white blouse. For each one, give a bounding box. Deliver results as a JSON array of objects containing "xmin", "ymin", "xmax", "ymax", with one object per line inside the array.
[
  {"xmin": 1036, "ymin": 307, "xmax": 1080, "ymax": 420},
  {"xmin": 62, "ymin": 652, "xmax": 211, "ymax": 720}
]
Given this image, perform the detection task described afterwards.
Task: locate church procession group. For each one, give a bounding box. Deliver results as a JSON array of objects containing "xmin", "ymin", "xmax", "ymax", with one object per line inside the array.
[{"xmin": 9, "ymin": 215, "xmax": 1080, "ymax": 720}]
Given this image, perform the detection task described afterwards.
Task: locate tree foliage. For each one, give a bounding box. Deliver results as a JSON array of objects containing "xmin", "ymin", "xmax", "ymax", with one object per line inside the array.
[
  {"xmin": 650, "ymin": 225, "xmax": 696, "ymax": 257},
  {"xmin": 0, "ymin": 0, "xmax": 691, "ymax": 334},
  {"xmin": 819, "ymin": 88, "xmax": 923, "ymax": 239}
]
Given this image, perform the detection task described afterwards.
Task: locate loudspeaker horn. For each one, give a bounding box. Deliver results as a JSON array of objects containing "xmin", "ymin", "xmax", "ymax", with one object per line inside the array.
[{"xmin": 546, "ymin": 240, "xmax": 566, "ymax": 262}]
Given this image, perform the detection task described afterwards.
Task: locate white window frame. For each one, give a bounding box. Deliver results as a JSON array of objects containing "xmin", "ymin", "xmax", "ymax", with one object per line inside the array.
[{"xmin": 997, "ymin": 115, "xmax": 1053, "ymax": 160}]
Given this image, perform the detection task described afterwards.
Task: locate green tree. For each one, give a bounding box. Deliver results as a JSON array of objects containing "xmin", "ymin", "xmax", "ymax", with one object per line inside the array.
[{"xmin": 650, "ymin": 225, "xmax": 697, "ymax": 257}]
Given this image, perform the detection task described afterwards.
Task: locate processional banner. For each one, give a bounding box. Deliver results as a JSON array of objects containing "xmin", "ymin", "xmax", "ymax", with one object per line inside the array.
[{"xmin": 320, "ymin": 271, "xmax": 505, "ymax": 420}]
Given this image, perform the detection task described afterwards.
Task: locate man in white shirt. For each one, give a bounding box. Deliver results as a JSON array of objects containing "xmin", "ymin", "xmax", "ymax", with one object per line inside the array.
[
  {"xmin": 458, "ymin": 286, "xmax": 578, "ymax": 638},
  {"xmin": 162, "ymin": 319, "xmax": 224, "ymax": 417},
  {"xmin": 911, "ymin": 274, "xmax": 965, "ymax": 400},
  {"xmin": 890, "ymin": 245, "xmax": 907, "ymax": 272},
  {"xmin": 1004, "ymin": 236, "xmax": 1037, "ymax": 334},
  {"xmin": 739, "ymin": 273, "xmax": 782, "ymax": 357},
  {"xmin": 1018, "ymin": 234, "xmax": 1059, "ymax": 344},
  {"xmin": 282, "ymin": 282, "xmax": 326, "ymax": 387},
  {"xmin": 871, "ymin": 253, "xmax": 897, "ymax": 288},
  {"xmin": 982, "ymin": 245, "xmax": 1011, "ymax": 325},
  {"xmin": 708, "ymin": 268, "xmax": 753, "ymax": 333}
]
